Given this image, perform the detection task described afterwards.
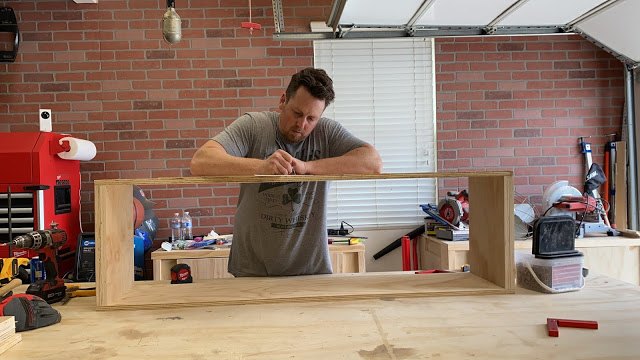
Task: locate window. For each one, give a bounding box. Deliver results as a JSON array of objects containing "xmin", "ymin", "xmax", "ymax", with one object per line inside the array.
[{"xmin": 314, "ymin": 38, "xmax": 437, "ymax": 228}]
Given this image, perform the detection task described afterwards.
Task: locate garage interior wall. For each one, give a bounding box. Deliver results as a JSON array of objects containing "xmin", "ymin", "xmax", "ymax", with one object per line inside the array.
[{"xmin": 0, "ymin": 1, "xmax": 624, "ymax": 271}]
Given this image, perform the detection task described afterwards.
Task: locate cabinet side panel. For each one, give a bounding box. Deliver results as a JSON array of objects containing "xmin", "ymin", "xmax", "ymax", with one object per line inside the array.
[
  {"xmin": 96, "ymin": 184, "xmax": 134, "ymax": 306},
  {"xmin": 468, "ymin": 175, "xmax": 514, "ymax": 290}
]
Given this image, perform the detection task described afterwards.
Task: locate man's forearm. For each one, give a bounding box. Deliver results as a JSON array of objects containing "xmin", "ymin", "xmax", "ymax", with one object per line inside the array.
[
  {"xmin": 305, "ymin": 145, "xmax": 382, "ymax": 175},
  {"xmin": 191, "ymin": 153, "xmax": 263, "ymax": 176},
  {"xmin": 190, "ymin": 141, "xmax": 263, "ymax": 176}
]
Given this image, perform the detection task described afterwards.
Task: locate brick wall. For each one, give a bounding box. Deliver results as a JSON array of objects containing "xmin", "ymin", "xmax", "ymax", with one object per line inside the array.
[
  {"xmin": 436, "ymin": 36, "xmax": 624, "ymax": 204},
  {"xmin": 0, "ymin": 1, "xmax": 625, "ymax": 243},
  {"xmin": 435, "ymin": 36, "xmax": 624, "ymax": 207}
]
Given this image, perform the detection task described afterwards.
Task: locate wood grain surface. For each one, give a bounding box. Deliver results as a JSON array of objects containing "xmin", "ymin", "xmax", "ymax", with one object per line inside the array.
[{"xmin": 3, "ymin": 275, "xmax": 640, "ymax": 359}]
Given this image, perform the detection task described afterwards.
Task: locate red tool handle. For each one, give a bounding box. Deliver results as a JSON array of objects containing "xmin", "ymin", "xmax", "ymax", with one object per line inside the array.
[
  {"xmin": 401, "ymin": 235, "xmax": 411, "ymax": 271},
  {"xmin": 412, "ymin": 236, "xmax": 419, "ymax": 270}
]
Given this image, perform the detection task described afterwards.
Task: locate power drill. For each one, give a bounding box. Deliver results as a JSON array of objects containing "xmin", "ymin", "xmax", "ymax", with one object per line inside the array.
[{"xmin": 6, "ymin": 223, "xmax": 68, "ymax": 304}]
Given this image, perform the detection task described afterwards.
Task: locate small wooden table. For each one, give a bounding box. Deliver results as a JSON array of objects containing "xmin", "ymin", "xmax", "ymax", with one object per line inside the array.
[
  {"xmin": 151, "ymin": 243, "xmax": 366, "ymax": 280},
  {"xmin": 419, "ymin": 235, "xmax": 640, "ymax": 285}
]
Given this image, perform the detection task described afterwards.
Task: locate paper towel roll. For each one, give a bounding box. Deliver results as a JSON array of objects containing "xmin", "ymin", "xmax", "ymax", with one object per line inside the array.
[{"xmin": 57, "ymin": 137, "xmax": 97, "ymax": 161}]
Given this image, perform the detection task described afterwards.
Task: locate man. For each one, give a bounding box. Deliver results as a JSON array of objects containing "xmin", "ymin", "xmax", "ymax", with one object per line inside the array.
[{"xmin": 190, "ymin": 67, "xmax": 382, "ymax": 277}]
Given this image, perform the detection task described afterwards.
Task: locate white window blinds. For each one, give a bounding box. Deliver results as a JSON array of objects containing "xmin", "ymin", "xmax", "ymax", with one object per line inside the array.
[{"xmin": 314, "ymin": 38, "xmax": 437, "ymax": 228}]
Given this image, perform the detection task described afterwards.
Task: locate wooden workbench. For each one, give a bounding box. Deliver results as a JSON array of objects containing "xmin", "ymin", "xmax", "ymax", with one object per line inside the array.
[
  {"xmin": 3, "ymin": 274, "xmax": 639, "ymax": 359},
  {"xmin": 151, "ymin": 243, "xmax": 366, "ymax": 280},
  {"xmin": 420, "ymin": 235, "xmax": 640, "ymax": 285}
]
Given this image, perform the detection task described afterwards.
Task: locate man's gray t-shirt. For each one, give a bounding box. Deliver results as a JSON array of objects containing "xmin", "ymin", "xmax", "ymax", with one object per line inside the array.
[{"xmin": 213, "ymin": 111, "xmax": 366, "ymax": 277}]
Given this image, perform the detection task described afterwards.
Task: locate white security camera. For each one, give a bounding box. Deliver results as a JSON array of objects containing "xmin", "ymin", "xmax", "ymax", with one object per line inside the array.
[{"xmin": 39, "ymin": 108, "xmax": 52, "ymax": 132}]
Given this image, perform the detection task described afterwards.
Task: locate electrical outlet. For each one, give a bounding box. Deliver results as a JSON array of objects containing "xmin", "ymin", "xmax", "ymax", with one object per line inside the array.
[{"xmin": 39, "ymin": 108, "xmax": 52, "ymax": 132}]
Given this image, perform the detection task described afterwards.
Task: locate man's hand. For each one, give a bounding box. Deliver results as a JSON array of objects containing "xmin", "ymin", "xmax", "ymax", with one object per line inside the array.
[
  {"xmin": 257, "ymin": 150, "xmax": 306, "ymax": 175},
  {"xmin": 291, "ymin": 158, "xmax": 308, "ymax": 175}
]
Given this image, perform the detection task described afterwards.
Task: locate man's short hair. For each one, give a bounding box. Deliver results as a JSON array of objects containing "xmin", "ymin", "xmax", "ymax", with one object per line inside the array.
[{"xmin": 285, "ymin": 67, "xmax": 335, "ymax": 108}]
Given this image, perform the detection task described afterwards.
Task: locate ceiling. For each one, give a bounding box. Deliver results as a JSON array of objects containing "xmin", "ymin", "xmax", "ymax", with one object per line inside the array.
[{"xmin": 274, "ymin": 0, "xmax": 639, "ymax": 66}]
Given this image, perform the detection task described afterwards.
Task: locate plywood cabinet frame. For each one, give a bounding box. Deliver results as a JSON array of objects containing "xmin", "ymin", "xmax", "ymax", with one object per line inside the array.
[{"xmin": 95, "ymin": 171, "xmax": 514, "ymax": 310}]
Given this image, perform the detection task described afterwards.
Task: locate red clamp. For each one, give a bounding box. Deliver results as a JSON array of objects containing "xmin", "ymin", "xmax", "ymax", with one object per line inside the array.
[{"xmin": 547, "ymin": 318, "xmax": 598, "ymax": 337}]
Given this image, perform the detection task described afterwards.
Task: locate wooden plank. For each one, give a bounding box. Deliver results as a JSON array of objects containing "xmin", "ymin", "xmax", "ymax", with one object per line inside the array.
[
  {"xmin": 615, "ymin": 141, "xmax": 627, "ymax": 230},
  {"xmin": 357, "ymin": 248, "xmax": 366, "ymax": 273},
  {"xmin": 0, "ymin": 316, "xmax": 19, "ymax": 356},
  {"xmin": 468, "ymin": 175, "xmax": 514, "ymax": 290},
  {"xmin": 95, "ymin": 184, "xmax": 133, "ymax": 307},
  {"xmin": 0, "ymin": 316, "xmax": 14, "ymax": 333},
  {"xmin": 99, "ymin": 272, "xmax": 508, "ymax": 310},
  {"xmin": 0, "ymin": 334, "xmax": 21, "ymax": 356},
  {"xmin": 150, "ymin": 244, "xmax": 366, "ymax": 261},
  {"xmin": 182, "ymin": 258, "xmax": 233, "ymax": 279},
  {"xmin": 94, "ymin": 171, "xmax": 513, "ymax": 186},
  {"xmin": 152, "ymin": 259, "xmax": 174, "ymax": 281}
]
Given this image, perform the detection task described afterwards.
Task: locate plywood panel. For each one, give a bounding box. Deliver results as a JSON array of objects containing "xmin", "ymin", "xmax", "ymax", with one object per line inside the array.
[
  {"xmin": 581, "ymin": 246, "xmax": 640, "ymax": 285},
  {"xmin": 101, "ymin": 272, "xmax": 508, "ymax": 310},
  {"xmin": 95, "ymin": 184, "xmax": 133, "ymax": 307},
  {"xmin": 5, "ymin": 275, "xmax": 640, "ymax": 359},
  {"xmin": 468, "ymin": 175, "xmax": 515, "ymax": 290}
]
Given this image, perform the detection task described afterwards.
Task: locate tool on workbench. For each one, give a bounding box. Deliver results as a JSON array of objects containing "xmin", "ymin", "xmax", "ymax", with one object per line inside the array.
[
  {"xmin": 517, "ymin": 212, "xmax": 586, "ymax": 293},
  {"xmin": 328, "ymin": 237, "xmax": 363, "ymax": 245},
  {"xmin": 0, "ymin": 257, "xmax": 29, "ymax": 284},
  {"xmin": 61, "ymin": 284, "xmax": 96, "ymax": 305},
  {"xmin": 0, "ymin": 257, "xmax": 29, "ymax": 299},
  {"xmin": 573, "ymin": 137, "xmax": 620, "ymax": 236},
  {"xmin": 170, "ymin": 263, "xmax": 192, "ymax": 284},
  {"xmin": 542, "ymin": 175, "xmax": 619, "ymax": 238},
  {"xmin": 547, "ymin": 318, "xmax": 598, "ymax": 337},
  {"xmin": 0, "ymin": 278, "xmax": 22, "ymax": 300},
  {"xmin": 420, "ymin": 199, "xmax": 469, "ymax": 241},
  {"xmin": 1, "ymin": 223, "xmax": 68, "ymax": 303},
  {"xmin": 0, "ymin": 293, "xmax": 61, "ymax": 332}
]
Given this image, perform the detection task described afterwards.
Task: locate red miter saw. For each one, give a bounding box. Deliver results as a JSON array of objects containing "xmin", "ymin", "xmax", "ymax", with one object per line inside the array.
[{"xmin": 542, "ymin": 179, "xmax": 619, "ymax": 237}]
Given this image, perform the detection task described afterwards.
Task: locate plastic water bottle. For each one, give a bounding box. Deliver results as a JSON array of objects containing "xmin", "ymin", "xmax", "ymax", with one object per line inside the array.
[
  {"xmin": 181, "ymin": 211, "xmax": 193, "ymax": 240},
  {"xmin": 170, "ymin": 213, "xmax": 182, "ymax": 243}
]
